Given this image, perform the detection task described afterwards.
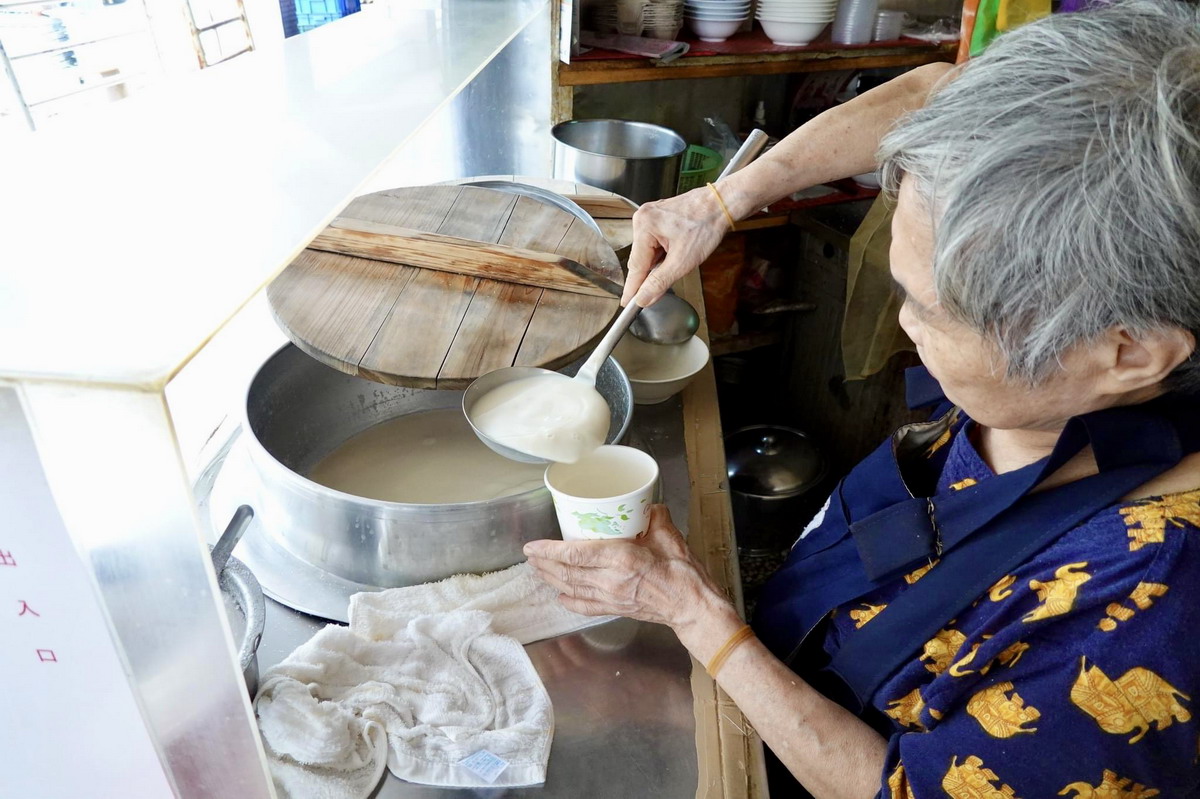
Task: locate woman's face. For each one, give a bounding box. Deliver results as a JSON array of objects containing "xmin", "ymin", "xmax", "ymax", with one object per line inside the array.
[{"xmin": 889, "ymin": 179, "xmax": 1111, "ymax": 433}]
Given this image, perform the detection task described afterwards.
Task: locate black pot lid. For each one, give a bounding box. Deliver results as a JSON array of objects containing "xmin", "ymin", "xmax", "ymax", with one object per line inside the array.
[{"xmin": 725, "ymin": 425, "xmax": 826, "ymax": 498}]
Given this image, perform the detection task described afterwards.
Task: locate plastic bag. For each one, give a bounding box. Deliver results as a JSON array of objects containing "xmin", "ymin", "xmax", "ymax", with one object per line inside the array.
[{"xmin": 702, "ymin": 116, "xmax": 741, "ymax": 165}]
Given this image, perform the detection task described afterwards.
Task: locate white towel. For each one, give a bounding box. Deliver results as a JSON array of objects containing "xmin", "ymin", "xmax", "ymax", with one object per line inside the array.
[
  {"xmin": 254, "ymin": 563, "xmax": 607, "ymax": 798},
  {"xmin": 351, "ymin": 561, "xmax": 614, "ymax": 645}
]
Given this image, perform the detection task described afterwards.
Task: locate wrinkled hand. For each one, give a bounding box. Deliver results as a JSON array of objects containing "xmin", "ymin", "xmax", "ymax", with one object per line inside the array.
[
  {"xmin": 622, "ymin": 185, "xmax": 732, "ymax": 307},
  {"xmin": 523, "ymin": 505, "xmax": 728, "ymax": 630}
]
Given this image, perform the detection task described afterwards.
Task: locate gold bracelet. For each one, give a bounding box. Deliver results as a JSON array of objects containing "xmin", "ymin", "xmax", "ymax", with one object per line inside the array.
[
  {"xmin": 706, "ymin": 624, "xmax": 754, "ymax": 678},
  {"xmin": 706, "ymin": 182, "xmax": 737, "ymax": 230}
]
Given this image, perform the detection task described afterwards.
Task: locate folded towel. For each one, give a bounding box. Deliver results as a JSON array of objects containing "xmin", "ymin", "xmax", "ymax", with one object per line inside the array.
[
  {"xmin": 255, "ymin": 563, "xmax": 609, "ymax": 798},
  {"xmin": 351, "ymin": 562, "xmax": 614, "ymax": 645},
  {"xmin": 579, "ymin": 31, "xmax": 690, "ymax": 63}
]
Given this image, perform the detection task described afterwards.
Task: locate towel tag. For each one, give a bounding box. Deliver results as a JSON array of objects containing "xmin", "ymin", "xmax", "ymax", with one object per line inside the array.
[{"xmin": 459, "ymin": 750, "xmax": 509, "ymax": 783}]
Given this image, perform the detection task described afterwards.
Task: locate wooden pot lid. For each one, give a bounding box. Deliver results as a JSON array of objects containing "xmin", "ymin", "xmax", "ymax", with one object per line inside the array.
[{"xmin": 267, "ymin": 185, "xmax": 623, "ymax": 389}]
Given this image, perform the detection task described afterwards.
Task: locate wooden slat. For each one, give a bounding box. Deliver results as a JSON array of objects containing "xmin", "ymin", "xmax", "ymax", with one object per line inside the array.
[
  {"xmin": 436, "ymin": 280, "xmax": 543, "ymax": 387},
  {"xmin": 499, "ymin": 195, "xmax": 575, "ymax": 251},
  {"xmin": 357, "ymin": 269, "xmax": 477, "ymax": 388},
  {"xmin": 676, "ymin": 268, "xmax": 768, "ymax": 799},
  {"xmin": 310, "ymin": 220, "xmax": 617, "ymax": 298},
  {"xmin": 265, "ymin": 250, "xmax": 418, "ymax": 374},
  {"xmin": 557, "ymin": 43, "xmax": 957, "ymax": 86},
  {"xmin": 565, "ymin": 194, "xmax": 639, "ymax": 219},
  {"xmin": 514, "ymin": 289, "xmax": 618, "ymax": 371},
  {"xmin": 436, "ymin": 185, "xmax": 518, "ymax": 240},
  {"xmin": 344, "ymin": 184, "xmax": 462, "ymax": 227}
]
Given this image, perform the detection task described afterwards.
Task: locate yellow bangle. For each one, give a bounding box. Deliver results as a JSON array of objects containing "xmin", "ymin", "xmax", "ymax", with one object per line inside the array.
[
  {"xmin": 705, "ymin": 624, "xmax": 754, "ymax": 678},
  {"xmin": 706, "ymin": 182, "xmax": 737, "ymax": 230}
]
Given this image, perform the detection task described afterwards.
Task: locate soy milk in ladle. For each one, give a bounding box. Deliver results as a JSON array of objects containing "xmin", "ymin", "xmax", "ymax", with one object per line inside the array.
[{"xmin": 465, "ymin": 301, "xmax": 643, "ymax": 463}]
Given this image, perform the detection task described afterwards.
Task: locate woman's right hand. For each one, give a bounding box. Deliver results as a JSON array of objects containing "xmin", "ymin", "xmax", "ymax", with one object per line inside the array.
[{"xmin": 621, "ymin": 183, "xmax": 734, "ymax": 307}]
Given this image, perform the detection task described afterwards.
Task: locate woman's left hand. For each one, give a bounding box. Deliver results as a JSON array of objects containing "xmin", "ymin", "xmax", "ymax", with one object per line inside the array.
[{"xmin": 523, "ymin": 504, "xmax": 732, "ymax": 630}]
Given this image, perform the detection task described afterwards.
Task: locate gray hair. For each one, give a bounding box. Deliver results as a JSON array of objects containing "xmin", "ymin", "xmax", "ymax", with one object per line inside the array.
[{"xmin": 880, "ymin": 0, "xmax": 1200, "ymax": 393}]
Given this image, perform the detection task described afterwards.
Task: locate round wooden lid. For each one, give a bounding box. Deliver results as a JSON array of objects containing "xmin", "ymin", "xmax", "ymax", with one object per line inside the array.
[{"xmin": 267, "ymin": 184, "xmax": 623, "ymax": 389}]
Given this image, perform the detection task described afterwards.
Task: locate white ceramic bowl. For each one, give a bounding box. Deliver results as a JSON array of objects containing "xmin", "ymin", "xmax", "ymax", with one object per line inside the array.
[
  {"xmin": 759, "ymin": 18, "xmax": 828, "ymax": 44},
  {"xmin": 687, "ymin": 16, "xmax": 747, "ymax": 38},
  {"xmin": 756, "ymin": 3, "xmax": 837, "ymax": 12},
  {"xmin": 757, "ymin": 13, "xmax": 835, "ymax": 22},
  {"xmin": 757, "ymin": 2, "xmax": 837, "ymax": 8},
  {"xmin": 684, "ymin": 7, "xmax": 749, "ymax": 18},
  {"xmin": 612, "ymin": 334, "xmax": 710, "ymax": 404},
  {"xmin": 684, "ymin": 3, "xmax": 750, "ymax": 13},
  {"xmin": 686, "ymin": 13, "xmax": 749, "ymax": 22},
  {"xmin": 757, "ymin": 1, "xmax": 837, "ymax": 9},
  {"xmin": 756, "ymin": 4, "xmax": 837, "ymax": 15}
]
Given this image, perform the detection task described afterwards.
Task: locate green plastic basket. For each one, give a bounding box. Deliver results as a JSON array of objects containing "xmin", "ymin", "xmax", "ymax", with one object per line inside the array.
[{"xmin": 676, "ymin": 144, "xmax": 723, "ymax": 194}]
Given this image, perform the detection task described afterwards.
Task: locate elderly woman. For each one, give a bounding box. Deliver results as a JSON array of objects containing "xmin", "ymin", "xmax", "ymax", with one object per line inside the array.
[{"xmin": 525, "ymin": 2, "xmax": 1200, "ymax": 796}]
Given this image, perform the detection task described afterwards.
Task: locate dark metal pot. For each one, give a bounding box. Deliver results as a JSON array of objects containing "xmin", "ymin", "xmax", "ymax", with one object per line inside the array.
[{"xmin": 726, "ymin": 425, "xmax": 828, "ymax": 555}]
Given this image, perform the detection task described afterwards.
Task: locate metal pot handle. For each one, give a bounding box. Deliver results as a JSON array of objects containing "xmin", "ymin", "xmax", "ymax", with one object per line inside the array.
[{"xmin": 211, "ymin": 505, "xmax": 254, "ymax": 576}]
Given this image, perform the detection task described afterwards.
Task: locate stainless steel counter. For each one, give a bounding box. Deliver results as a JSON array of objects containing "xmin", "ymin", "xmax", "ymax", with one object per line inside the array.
[{"xmin": 251, "ymin": 398, "xmax": 702, "ymax": 798}]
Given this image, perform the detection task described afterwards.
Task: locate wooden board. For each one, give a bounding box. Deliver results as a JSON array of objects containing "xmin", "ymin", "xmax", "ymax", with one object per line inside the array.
[{"xmin": 267, "ymin": 185, "xmax": 622, "ymax": 389}]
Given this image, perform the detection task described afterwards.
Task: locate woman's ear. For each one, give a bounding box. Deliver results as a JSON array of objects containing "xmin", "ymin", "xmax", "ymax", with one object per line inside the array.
[{"xmin": 1099, "ymin": 327, "xmax": 1196, "ymax": 395}]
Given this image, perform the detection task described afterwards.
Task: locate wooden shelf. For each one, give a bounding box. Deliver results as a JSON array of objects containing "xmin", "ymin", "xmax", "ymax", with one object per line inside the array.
[
  {"xmin": 711, "ymin": 331, "xmax": 782, "ymax": 357},
  {"xmin": 560, "ymin": 30, "xmax": 957, "ymax": 86}
]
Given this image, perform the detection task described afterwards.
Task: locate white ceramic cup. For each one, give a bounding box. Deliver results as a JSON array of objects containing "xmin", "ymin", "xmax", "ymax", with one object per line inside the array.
[{"xmin": 545, "ymin": 445, "xmax": 660, "ymax": 540}]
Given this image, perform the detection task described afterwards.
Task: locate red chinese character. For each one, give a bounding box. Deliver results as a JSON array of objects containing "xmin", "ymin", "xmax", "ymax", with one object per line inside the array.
[
  {"xmin": 17, "ymin": 600, "xmax": 39, "ymax": 617},
  {"xmin": 36, "ymin": 649, "xmax": 56, "ymax": 663},
  {"xmin": 0, "ymin": 550, "xmax": 15, "ymax": 567}
]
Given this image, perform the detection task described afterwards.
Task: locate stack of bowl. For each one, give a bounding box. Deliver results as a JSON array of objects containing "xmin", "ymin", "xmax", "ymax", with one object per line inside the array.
[
  {"xmin": 684, "ymin": 0, "xmax": 750, "ymax": 42},
  {"xmin": 645, "ymin": 0, "xmax": 685, "ymax": 39},
  {"xmin": 755, "ymin": 0, "xmax": 839, "ymax": 45}
]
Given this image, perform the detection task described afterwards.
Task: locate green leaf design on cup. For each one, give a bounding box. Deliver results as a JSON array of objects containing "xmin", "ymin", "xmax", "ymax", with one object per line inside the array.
[{"xmin": 571, "ymin": 510, "xmax": 623, "ymax": 536}]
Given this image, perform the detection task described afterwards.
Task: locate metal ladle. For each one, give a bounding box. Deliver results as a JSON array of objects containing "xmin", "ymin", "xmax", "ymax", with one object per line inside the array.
[{"xmin": 464, "ymin": 130, "xmax": 769, "ymax": 461}]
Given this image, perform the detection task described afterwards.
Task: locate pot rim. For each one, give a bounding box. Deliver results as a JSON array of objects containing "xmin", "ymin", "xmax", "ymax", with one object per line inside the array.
[
  {"xmin": 241, "ymin": 346, "xmax": 554, "ymax": 512},
  {"xmin": 552, "ymin": 119, "xmax": 688, "ymax": 162},
  {"xmin": 241, "ymin": 344, "xmax": 632, "ymax": 512}
]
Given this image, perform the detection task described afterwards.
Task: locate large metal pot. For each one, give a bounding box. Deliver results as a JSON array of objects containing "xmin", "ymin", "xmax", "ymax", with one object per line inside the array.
[
  {"xmin": 552, "ymin": 119, "xmax": 687, "ymax": 204},
  {"xmin": 241, "ymin": 344, "xmax": 633, "ymax": 587}
]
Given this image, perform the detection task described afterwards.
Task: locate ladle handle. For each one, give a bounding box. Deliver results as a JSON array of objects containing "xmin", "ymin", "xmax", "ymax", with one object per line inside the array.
[
  {"xmin": 576, "ymin": 301, "xmax": 641, "ymax": 385},
  {"xmin": 717, "ymin": 129, "xmax": 769, "ymax": 182}
]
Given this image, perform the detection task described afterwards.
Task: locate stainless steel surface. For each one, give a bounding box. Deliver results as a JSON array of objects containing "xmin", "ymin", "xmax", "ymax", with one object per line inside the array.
[
  {"xmin": 718, "ymin": 128, "xmax": 769, "ymax": 181},
  {"xmin": 462, "ymin": 180, "xmax": 605, "ymax": 238},
  {"xmin": 630, "ymin": 291, "xmax": 701, "ymax": 345},
  {"xmin": 552, "ymin": 119, "xmax": 687, "ymax": 204},
  {"xmin": 395, "ymin": 6, "xmax": 553, "ymax": 187},
  {"xmin": 239, "ymin": 397, "xmax": 698, "ymax": 798},
  {"xmin": 726, "ymin": 424, "xmax": 828, "ymax": 554},
  {"xmin": 463, "ymin": 354, "xmax": 634, "ymax": 464},
  {"xmin": 243, "ymin": 345, "xmax": 632, "ymax": 588},
  {"xmin": 217, "ymin": 553, "xmax": 265, "ymax": 695},
  {"xmin": 18, "ymin": 382, "xmax": 274, "ymax": 797}
]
